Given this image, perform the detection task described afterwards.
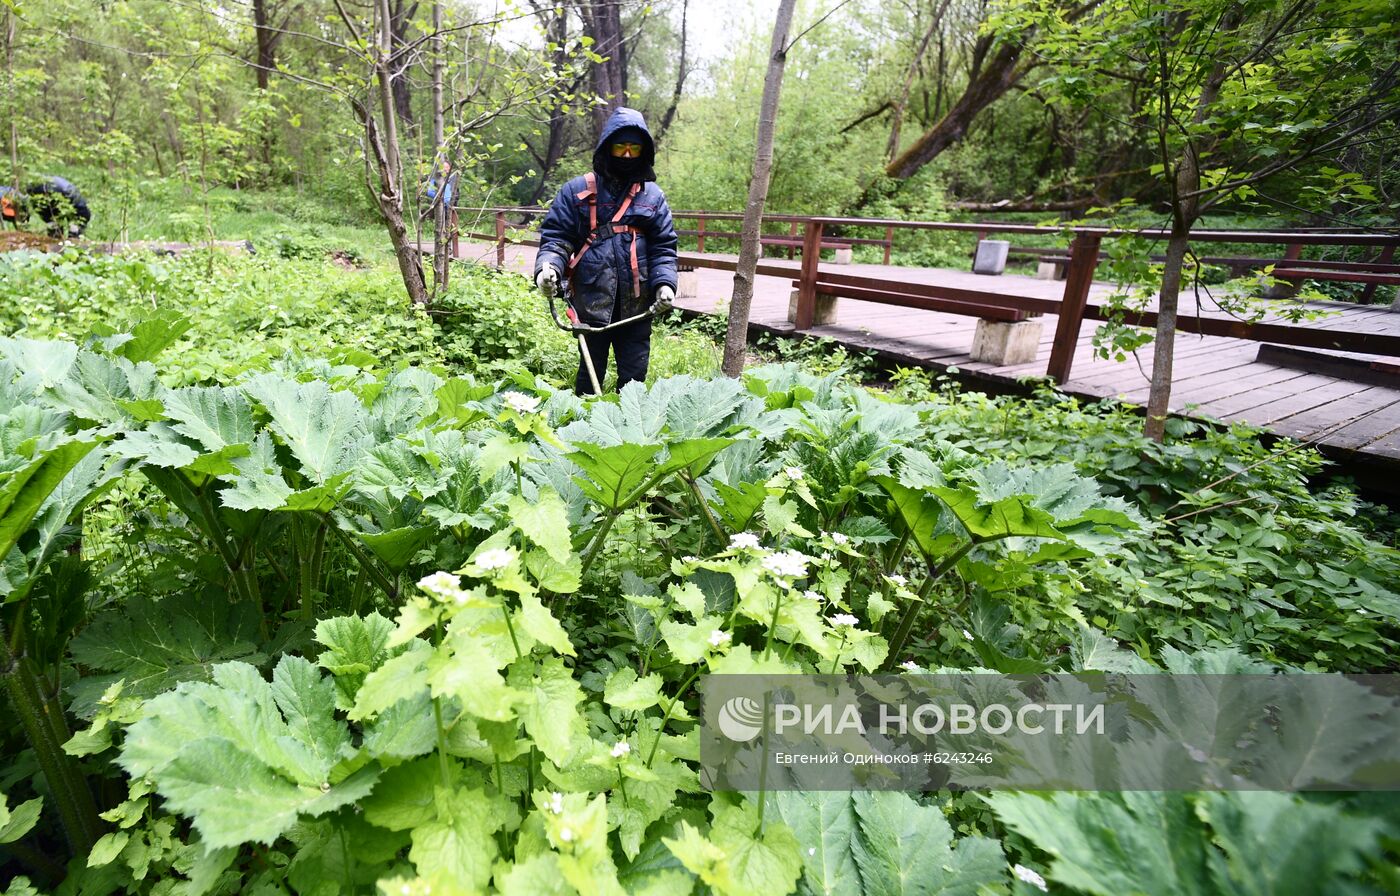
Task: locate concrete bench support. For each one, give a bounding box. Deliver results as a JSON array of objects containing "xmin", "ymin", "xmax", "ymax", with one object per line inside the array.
[
  {"xmin": 971, "ymin": 318, "xmax": 1042, "ymax": 365},
  {"xmin": 677, "ymin": 268, "xmax": 698, "ymax": 300},
  {"xmin": 788, "ymin": 289, "xmax": 839, "ymax": 326},
  {"xmin": 834, "ymin": 246, "xmax": 853, "ymax": 265}
]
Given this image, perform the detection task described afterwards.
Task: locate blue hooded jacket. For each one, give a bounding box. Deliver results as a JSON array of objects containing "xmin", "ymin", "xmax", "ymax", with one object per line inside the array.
[{"xmin": 534, "ymin": 108, "xmax": 679, "ymax": 327}]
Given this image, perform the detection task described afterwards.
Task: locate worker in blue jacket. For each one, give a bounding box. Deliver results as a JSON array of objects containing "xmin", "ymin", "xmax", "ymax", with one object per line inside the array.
[
  {"xmin": 26, "ymin": 176, "xmax": 91, "ymax": 237},
  {"xmin": 533, "ymin": 107, "xmax": 679, "ymax": 395}
]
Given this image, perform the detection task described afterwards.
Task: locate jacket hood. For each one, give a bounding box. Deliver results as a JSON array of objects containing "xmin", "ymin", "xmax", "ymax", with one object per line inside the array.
[{"xmin": 592, "ymin": 107, "xmax": 657, "ymax": 183}]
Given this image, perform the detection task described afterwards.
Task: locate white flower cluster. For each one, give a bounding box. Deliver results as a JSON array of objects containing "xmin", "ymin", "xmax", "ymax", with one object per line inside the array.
[
  {"xmin": 475, "ymin": 547, "xmax": 515, "ymax": 571},
  {"xmin": 762, "ymin": 549, "xmax": 810, "ymax": 580},
  {"xmin": 783, "ymin": 466, "xmax": 804, "ymax": 481},
  {"xmin": 547, "ymin": 792, "xmax": 564, "ymax": 815},
  {"xmin": 611, "ymin": 741, "xmax": 631, "ymax": 759},
  {"xmin": 885, "ymin": 573, "xmax": 908, "ymax": 587},
  {"xmin": 503, "ymin": 392, "xmax": 541, "ymax": 414},
  {"xmin": 801, "ymin": 589, "xmax": 824, "ymax": 603},
  {"xmin": 900, "ymin": 660, "xmax": 921, "ymax": 672},
  {"xmin": 1013, "ymin": 864, "xmax": 1048, "ymax": 892},
  {"xmin": 830, "ymin": 613, "xmax": 858, "ymax": 628},
  {"xmin": 417, "ymin": 571, "xmax": 464, "ymax": 602},
  {"xmin": 708, "ymin": 629, "xmax": 732, "ymax": 648},
  {"xmin": 829, "ymin": 532, "xmax": 850, "ymax": 545},
  {"xmin": 729, "ymin": 532, "xmax": 762, "ymax": 550}
]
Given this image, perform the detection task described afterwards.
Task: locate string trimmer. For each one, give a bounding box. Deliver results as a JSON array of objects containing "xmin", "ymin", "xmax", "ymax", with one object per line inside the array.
[{"xmin": 544, "ymin": 288, "xmax": 663, "ymax": 394}]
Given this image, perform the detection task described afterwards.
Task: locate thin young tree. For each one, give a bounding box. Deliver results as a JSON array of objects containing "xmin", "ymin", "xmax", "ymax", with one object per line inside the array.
[{"xmin": 720, "ymin": 0, "xmax": 799, "ymax": 377}]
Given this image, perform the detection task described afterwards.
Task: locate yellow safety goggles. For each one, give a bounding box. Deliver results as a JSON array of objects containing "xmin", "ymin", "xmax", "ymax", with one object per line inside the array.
[{"xmin": 609, "ymin": 142, "xmax": 644, "ymax": 158}]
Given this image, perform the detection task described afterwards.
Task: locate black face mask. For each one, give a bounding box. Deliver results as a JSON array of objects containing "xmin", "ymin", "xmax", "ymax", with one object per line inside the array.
[{"xmin": 606, "ymin": 155, "xmax": 643, "ymax": 179}]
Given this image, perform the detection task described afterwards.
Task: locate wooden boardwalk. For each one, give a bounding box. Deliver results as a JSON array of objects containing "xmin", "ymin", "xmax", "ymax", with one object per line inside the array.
[{"xmin": 455, "ymin": 239, "xmax": 1400, "ymax": 470}]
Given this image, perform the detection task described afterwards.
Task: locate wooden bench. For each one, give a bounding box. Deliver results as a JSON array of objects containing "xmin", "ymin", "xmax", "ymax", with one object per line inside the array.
[
  {"xmin": 794, "ymin": 271, "xmax": 1047, "ymax": 322},
  {"xmin": 790, "ymin": 270, "xmax": 1056, "ymax": 365}
]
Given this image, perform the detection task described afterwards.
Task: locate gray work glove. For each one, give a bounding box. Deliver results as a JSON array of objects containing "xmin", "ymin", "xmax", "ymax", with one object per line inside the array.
[
  {"xmin": 535, "ymin": 265, "xmax": 560, "ymax": 297},
  {"xmin": 654, "ymin": 284, "xmax": 676, "ymax": 311}
]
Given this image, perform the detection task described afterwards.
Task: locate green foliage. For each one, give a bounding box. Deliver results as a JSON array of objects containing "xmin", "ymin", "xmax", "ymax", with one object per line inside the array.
[
  {"xmin": 0, "ymin": 248, "xmax": 443, "ymax": 384},
  {"xmin": 0, "ymin": 247, "xmax": 1397, "ymax": 894},
  {"xmin": 986, "ymin": 791, "xmax": 1389, "ymax": 896}
]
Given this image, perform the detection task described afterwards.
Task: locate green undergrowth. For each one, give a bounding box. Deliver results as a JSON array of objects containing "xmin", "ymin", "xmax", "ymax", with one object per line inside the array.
[{"xmin": 1, "ymin": 227, "xmax": 1397, "ymax": 895}]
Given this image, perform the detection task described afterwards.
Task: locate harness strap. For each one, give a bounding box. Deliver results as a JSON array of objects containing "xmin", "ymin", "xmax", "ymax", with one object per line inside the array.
[{"xmin": 565, "ymin": 178, "xmax": 645, "ymax": 301}]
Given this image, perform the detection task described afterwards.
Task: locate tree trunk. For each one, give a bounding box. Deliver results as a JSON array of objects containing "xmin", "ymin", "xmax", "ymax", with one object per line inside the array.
[
  {"xmin": 360, "ymin": 0, "xmax": 429, "ymax": 306},
  {"xmin": 389, "ymin": 0, "xmax": 418, "ymax": 129},
  {"xmin": 884, "ymin": 37, "xmax": 1029, "ymax": 180},
  {"xmin": 430, "ymin": 0, "xmax": 451, "ymax": 297},
  {"xmin": 253, "ymin": 0, "xmax": 275, "ymax": 90},
  {"xmin": 887, "ymin": 0, "xmax": 948, "ymax": 164},
  {"xmin": 721, "ymin": 0, "xmax": 798, "ymax": 377},
  {"xmin": 584, "ymin": 0, "xmax": 627, "ymax": 135},
  {"xmin": 525, "ymin": 5, "xmax": 575, "ymax": 202},
  {"xmin": 1144, "ymin": 227, "xmax": 1188, "ymax": 441},
  {"xmin": 1142, "ymin": 9, "xmax": 1239, "ymax": 442},
  {"xmin": 651, "ymin": 0, "xmax": 689, "ymax": 142},
  {"xmin": 5, "ymin": 8, "xmax": 18, "ymax": 192}
]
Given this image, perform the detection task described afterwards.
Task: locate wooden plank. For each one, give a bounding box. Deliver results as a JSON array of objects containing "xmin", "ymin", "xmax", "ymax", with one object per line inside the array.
[
  {"xmin": 1228, "ymin": 379, "xmax": 1378, "ymax": 428},
  {"xmin": 1084, "ymin": 305, "xmax": 1400, "ymax": 357},
  {"xmin": 1270, "ymin": 387, "xmax": 1400, "ymax": 440},
  {"xmin": 809, "ymin": 283, "xmax": 1031, "ymax": 321},
  {"xmin": 1320, "ymin": 401, "xmax": 1400, "ymax": 450},
  {"xmin": 812, "ymin": 271, "xmax": 1060, "ymax": 315},
  {"xmin": 1181, "ymin": 369, "xmax": 1344, "ymax": 420}
]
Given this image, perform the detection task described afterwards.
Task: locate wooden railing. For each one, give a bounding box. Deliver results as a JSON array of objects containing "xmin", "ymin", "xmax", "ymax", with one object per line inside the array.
[{"xmin": 453, "ymin": 204, "xmax": 1400, "ymax": 384}]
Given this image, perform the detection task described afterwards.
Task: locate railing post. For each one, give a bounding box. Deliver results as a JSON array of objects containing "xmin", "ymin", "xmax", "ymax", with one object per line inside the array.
[
  {"xmin": 883, "ymin": 225, "xmax": 893, "ymax": 265},
  {"xmin": 788, "ymin": 220, "xmax": 799, "ymax": 260},
  {"xmin": 794, "ymin": 220, "xmax": 824, "ymax": 330},
  {"xmin": 1360, "ymin": 244, "xmax": 1394, "ymax": 304},
  {"xmin": 1046, "ymin": 231, "xmax": 1102, "ymax": 384},
  {"xmin": 697, "ymin": 216, "xmax": 707, "ymax": 253},
  {"xmin": 494, "ymin": 212, "xmax": 506, "ymax": 269}
]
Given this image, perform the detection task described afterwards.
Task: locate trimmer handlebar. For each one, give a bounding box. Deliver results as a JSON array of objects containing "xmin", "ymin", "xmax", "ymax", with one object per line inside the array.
[{"xmin": 545, "ymin": 290, "xmax": 661, "ymax": 335}]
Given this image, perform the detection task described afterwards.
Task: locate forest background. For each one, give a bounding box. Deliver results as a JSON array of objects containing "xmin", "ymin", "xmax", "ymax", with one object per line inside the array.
[{"xmin": 4, "ymin": 0, "xmax": 1396, "ymax": 255}]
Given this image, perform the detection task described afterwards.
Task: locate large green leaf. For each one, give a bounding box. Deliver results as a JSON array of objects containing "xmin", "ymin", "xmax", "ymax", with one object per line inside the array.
[
  {"xmin": 354, "ymin": 525, "xmax": 436, "ymax": 572},
  {"xmin": 0, "ymin": 793, "xmax": 42, "ymax": 845},
  {"xmin": 983, "ymin": 792, "xmax": 1213, "ymax": 896},
  {"xmin": 49, "ymin": 352, "xmax": 162, "ymax": 425},
  {"xmin": 771, "ymin": 791, "xmax": 860, "ymax": 896},
  {"xmin": 0, "ymin": 438, "xmax": 99, "ymax": 565},
  {"xmin": 873, "ymin": 476, "xmax": 962, "ymax": 561},
  {"xmin": 113, "ymin": 310, "xmax": 193, "ymax": 363},
  {"xmin": 408, "ymin": 788, "xmax": 505, "ymax": 892},
  {"xmin": 770, "ymin": 791, "xmax": 1004, "ymax": 896},
  {"xmin": 1196, "ymin": 792, "xmax": 1383, "ymax": 895},
  {"xmin": 654, "ymin": 437, "xmax": 735, "ymax": 481},
  {"xmin": 67, "ymin": 591, "xmax": 266, "ymax": 718},
  {"xmin": 244, "ymin": 374, "xmax": 369, "ymax": 483},
  {"xmin": 666, "ymin": 806, "xmax": 799, "ymax": 893},
  {"xmin": 569, "ymin": 441, "xmax": 661, "ymax": 511},
  {"xmin": 929, "ymin": 486, "xmax": 1065, "ymax": 542},
  {"xmin": 851, "ymin": 792, "xmax": 1004, "ymax": 896},
  {"xmin": 509, "ymin": 488, "xmax": 572, "ymax": 563},
  {"xmin": 508, "ymin": 656, "xmax": 587, "ymax": 766},
  {"xmin": 220, "ymin": 431, "xmax": 293, "ymax": 511},
  {"xmin": 1, "ymin": 444, "xmax": 121, "ymax": 601},
  {"xmin": 162, "ymin": 386, "xmax": 255, "ymax": 453},
  {"xmin": 116, "ymin": 658, "xmax": 377, "ymax": 849},
  {"xmin": 0, "ymin": 336, "xmax": 77, "ymax": 390}
]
